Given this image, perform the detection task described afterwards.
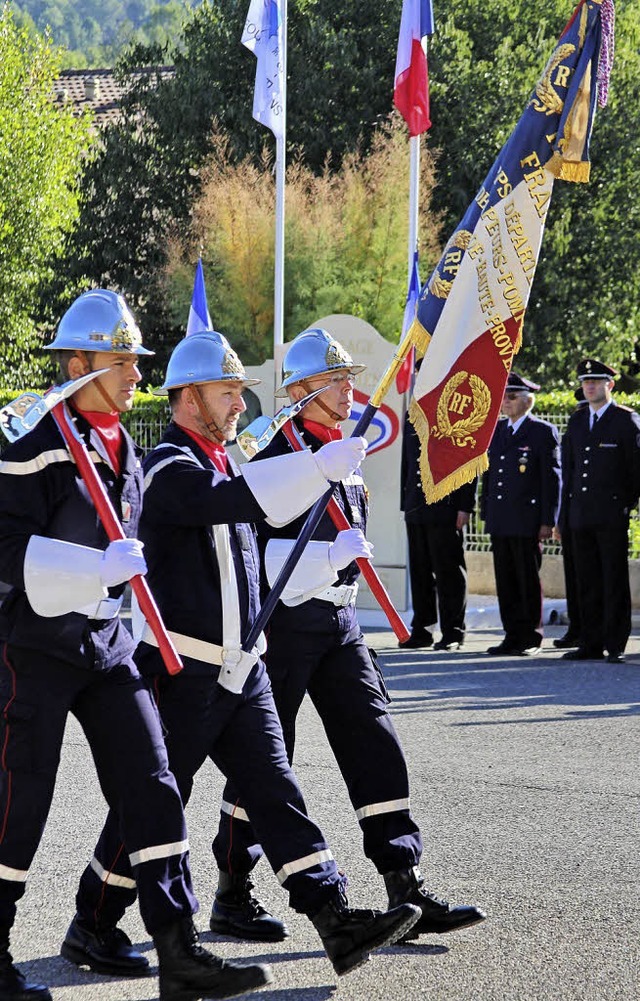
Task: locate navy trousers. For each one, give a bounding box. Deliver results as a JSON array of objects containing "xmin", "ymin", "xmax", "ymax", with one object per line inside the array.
[
  {"xmin": 491, "ymin": 536, "xmax": 543, "ymax": 649},
  {"xmin": 75, "ymin": 669, "xmax": 341, "ymax": 924},
  {"xmin": 216, "ymin": 608, "xmax": 423, "ymax": 877},
  {"xmin": 571, "ymin": 521, "xmax": 631, "ymax": 654},
  {"xmin": 0, "ymin": 645, "xmax": 197, "ymax": 933}
]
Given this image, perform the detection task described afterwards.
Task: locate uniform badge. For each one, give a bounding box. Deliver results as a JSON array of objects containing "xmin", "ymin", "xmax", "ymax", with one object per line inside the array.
[{"xmin": 121, "ymin": 500, "xmax": 131, "ymax": 523}]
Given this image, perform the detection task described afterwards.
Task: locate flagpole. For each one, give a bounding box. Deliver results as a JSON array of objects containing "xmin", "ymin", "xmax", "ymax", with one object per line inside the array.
[
  {"xmin": 408, "ymin": 134, "xmax": 420, "ymax": 280},
  {"xmin": 273, "ymin": 0, "xmax": 287, "ymax": 363}
]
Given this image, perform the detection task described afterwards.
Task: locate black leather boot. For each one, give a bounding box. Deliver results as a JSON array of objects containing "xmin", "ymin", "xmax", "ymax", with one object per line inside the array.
[
  {"xmin": 0, "ymin": 932, "xmax": 51, "ymax": 1000},
  {"xmin": 210, "ymin": 872, "xmax": 288, "ymax": 942},
  {"xmin": 311, "ymin": 888, "xmax": 420, "ymax": 976},
  {"xmin": 384, "ymin": 866, "xmax": 486, "ymax": 939},
  {"xmin": 153, "ymin": 917, "xmax": 272, "ymax": 1001},
  {"xmin": 60, "ymin": 913, "xmax": 149, "ymax": 976}
]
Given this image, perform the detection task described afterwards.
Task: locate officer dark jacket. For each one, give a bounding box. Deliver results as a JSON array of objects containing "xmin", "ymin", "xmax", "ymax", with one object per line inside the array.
[
  {"xmin": 560, "ymin": 402, "xmax": 640, "ymax": 530},
  {"xmin": 400, "ymin": 415, "xmax": 476, "ymax": 525},
  {"xmin": 255, "ymin": 419, "xmax": 367, "ymax": 630},
  {"xmin": 135, "ymin": 422, "xmax": 269, "ymax": 691},
  {"xmin": 0, "ymin": 411, "xmax": 142, "ymax": 671},
  {"xmin": 481, "ymin": 414, "xmax": 561, "ymax": 536}
]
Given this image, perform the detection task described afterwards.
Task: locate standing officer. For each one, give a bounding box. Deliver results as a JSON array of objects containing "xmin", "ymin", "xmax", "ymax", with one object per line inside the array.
[
  {"xmin": 553, "ymin": 388, "xmax": 588, "ymax": 650},
  {"xmin": 0, "ymin": 293, "xmax": 271, "ymax": 1001},
  {"xmin": 67, "ymin": 330, "xmax": 421, "ymax": 981},
  {"xmin": 559, "ymin": 359, "xmax": 640, "ymax": 664},
  {"xmin": 211, "ymin": 327, "xmax": 486, "ymax": 943},
  {"xmin": 482, "ymin": 372, "xmax": 561, "ymax": 656},
  {"xmin": 400, "ymin": 409, "xmax": 476, "ymax": 651}
]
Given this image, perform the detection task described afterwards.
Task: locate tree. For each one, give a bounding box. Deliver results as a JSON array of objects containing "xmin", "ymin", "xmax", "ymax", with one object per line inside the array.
[
  {"xmin": 0, "ymin": 5, "xmax": 92, "ymax": 388},
  {"xmin": 159, "ymin": 118, "xmax": 441, "ymax": 375}
]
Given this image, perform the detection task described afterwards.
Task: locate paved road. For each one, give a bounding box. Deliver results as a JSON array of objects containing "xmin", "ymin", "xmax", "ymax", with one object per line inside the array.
[{"xmin": 10, "ymin": 623, "xmax": 640, "ymax": 1000}]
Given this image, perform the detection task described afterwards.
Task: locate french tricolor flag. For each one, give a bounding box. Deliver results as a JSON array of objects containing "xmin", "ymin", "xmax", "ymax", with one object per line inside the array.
[
  {"xmin": 393, "ymin": 0, "xmax": 435, "ymax": 137},
  {"xmin": 186, "ymin": 258, "xmax": 213, "ymax": 336}
]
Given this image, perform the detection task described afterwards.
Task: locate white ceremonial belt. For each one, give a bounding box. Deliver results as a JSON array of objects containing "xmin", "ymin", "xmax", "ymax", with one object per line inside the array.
[
  {"xmin": 314, "ymin": 582, "xmax": 359, "ymax": 608},
  {"xmin": 140, "ymin": 622, "xmax": 223, "ymax": 665},
  {"xmin": 80, "ymin": 596, "xmax": 124, "ymax": 621}
]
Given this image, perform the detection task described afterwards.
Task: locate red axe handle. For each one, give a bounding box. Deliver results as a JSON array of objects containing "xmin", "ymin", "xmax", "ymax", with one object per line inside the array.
[
  {"xmin": 53, "ymin": 403, "xmax": 183, "ymax": 675},
  {"xmin": 281, "ymin": 423, "xmax": 410, "ymax": 644}
]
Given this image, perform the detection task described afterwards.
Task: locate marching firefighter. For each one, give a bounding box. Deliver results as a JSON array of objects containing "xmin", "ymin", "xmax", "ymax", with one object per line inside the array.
[
  {"xmin": 211, "ymin": 327, "xmax": 487, "ymax": 943},
  {"xmin": 0, "ymin": 291, "xmax": 272, "ymax": 1001},
  {"xmin": 66, "ymin": 329, "xmax": 421, "ymax": 982}
]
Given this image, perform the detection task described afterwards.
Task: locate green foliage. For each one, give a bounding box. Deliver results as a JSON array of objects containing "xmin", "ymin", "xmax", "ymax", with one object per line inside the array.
[
  {"xmin": 10, "ymin": 0, "xmax": 191, "ymax": 67},
  {"xmin": 161, "ymin": 118, "xmax": 441, "ymax": 368},
  {"xmin": 0, "ymin": 5, "xmax": 92, "ymax": 388}
]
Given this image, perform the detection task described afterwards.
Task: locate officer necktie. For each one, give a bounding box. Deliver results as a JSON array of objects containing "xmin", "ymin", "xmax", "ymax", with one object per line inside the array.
[
  {"xmin": 591, "ymin": 412, "xmax": 599, "ymax": 431},
  {"xmin": 507, "ymin": 425, "xmax": 515, "ymax": 437}
]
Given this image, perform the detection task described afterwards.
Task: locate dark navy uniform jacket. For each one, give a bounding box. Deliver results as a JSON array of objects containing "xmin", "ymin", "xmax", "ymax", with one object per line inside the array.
[
  {"xmin": 0, "ymin": 411, "xmax": 141, "ymax": 671},
  {"xmin": 481, "ymin": 414, "xmax": 561, "ymax": 537},
  {"xmin": 401, "ymin": 414, "xmax": 476, "ymax": 525},
  {"xmin": 255, "ymin": 419, "xmax": 366, "ymax": 625},
  {"xmin": 560, "ymin": 402, "xmax": 640, "ymax": 530},
  {"xmin": 135, "ymin": 423, "xmax": 269, "ymax": 692}
]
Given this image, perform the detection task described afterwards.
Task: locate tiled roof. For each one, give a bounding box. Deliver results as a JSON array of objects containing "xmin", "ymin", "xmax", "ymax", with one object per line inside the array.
[{"xmin": 54, "ymin": 67, "xmax": 174, "ymax": 128}]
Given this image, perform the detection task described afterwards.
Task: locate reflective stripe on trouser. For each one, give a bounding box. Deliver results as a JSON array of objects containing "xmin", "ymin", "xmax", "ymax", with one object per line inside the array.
[
  {"xmin": 0, "ymin": 646, "xmax": 197, "ymax": 933},
  {"xmin": 77, "ymin": 669, "xmax": 342, "ymax": 921},
  {"xmin": 215, "ymin": 612, "xmax": 423, "ymax": 876}
]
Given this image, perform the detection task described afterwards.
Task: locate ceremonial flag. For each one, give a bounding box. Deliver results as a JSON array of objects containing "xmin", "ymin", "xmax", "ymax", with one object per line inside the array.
[
  {"xmin": 186, "ymin": 258, "xmax": 212, "ymax": 336},
  {"xmin": 410, "ymin": 0, "xmax": 615, "ymax": 502},
  {"xmin": 242, "ymin": 0, "xmax": 284, "ymax": 139},
  {"xmin": 394, "ymin": 0, "xmax": 435, "ymax": 136},
  {"xmin": 396, "ymin": 250, "xmax": 421, "ymax": 393}
]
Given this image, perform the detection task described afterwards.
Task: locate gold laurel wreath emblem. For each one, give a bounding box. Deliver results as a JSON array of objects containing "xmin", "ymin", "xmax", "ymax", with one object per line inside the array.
[
  {"xmin": 531, "ymin": 43, "xmax": 575, "ymax": 116},
  {"xmin": 431, "ymin": 371, "xmax": 491, "ymax": 448}
]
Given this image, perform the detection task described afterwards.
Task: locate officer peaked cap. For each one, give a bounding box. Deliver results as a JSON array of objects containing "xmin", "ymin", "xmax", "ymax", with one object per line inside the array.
[
  {"xmin": 576, "ymin": 358, "xmax": 617, "ymax": 380},
  {"xmin": 506, "ymin": 372, "xmax": 540, "ymax": 393}
]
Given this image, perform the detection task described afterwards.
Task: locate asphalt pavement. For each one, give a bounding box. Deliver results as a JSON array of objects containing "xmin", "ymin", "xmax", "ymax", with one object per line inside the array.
[{"xmin": 9, "ymin": 617, "xmax": 640, "ymax": 1001}]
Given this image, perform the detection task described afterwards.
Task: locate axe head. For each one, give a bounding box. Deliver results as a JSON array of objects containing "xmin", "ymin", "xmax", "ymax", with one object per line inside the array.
[
  {"xmin": 0, "ymin": 369, "xmax": 109, "ymax": 444},
  {"xmin": 236, "ymin": 385, "xmax": 330, "ymax": 459}
]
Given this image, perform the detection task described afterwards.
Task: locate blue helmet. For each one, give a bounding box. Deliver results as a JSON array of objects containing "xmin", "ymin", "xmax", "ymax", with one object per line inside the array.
[
  {"xmin": 155, "ymin": 331, "xmax": 260, "ymax": 396},
  {"xmin": 45, "ymin": 289, "xmax": 153, "ymax": 356},
  {"xmin": 275, "ymin": 327, "xmax": 365, "ymax": 398}
]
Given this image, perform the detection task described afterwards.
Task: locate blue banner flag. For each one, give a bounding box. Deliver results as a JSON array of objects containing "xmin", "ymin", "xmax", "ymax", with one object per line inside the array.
[{"xmin": 409, "ymin": 0, "xmax": 615, "ymax": 501}]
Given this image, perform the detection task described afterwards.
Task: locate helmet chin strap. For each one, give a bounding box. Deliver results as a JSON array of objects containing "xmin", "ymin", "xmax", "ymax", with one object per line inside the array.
[
  {"xmin": 299, "ymin": 378, "xmax": 343, "ymax": 424},
  {"xmin": 77, "ymin": 351, "xmax": 121, "ymax": 413},
  {"xmin": 190, "ymin": 384, "xmax": 227, "ymax": 444}
]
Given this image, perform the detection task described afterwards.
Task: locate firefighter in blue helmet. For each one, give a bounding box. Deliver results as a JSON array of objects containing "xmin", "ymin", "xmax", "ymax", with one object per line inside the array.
[
  {"xmin": 0, "ymin": 290, "xmax": 272, "ymax": 1001},
  {"xmin": 67, "ymin": 328, "xmax": 421, "ymax": 981},
  {"xmin": 211, "ymin": 327, "xmax": 487, "ymax": 942}
]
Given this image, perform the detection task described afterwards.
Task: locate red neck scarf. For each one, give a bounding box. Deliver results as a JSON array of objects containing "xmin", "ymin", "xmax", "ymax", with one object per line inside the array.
[
  {"xmin": 75, "ymin": 407, "xmax": 122, "ymax": 476},
  {"xmin": 302, "ymin": 419, "xmax": 343, "ymax": 444},
  {"xmin": 178, "ymin": 424, "xmax": 229, "ymax": 475}
]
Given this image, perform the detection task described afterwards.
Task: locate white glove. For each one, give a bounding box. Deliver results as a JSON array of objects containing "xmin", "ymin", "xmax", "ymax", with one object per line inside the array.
[
  {"xmin": 100, "ymin": 539, "xmax": 147, "ymax": 587},
  {"xmin": 329, "ymin": 528, "xmax": 374, "ymax": 571},
  {"xmin": 314, "ymin": 437, "xmax": 367, "ymax": 482}
]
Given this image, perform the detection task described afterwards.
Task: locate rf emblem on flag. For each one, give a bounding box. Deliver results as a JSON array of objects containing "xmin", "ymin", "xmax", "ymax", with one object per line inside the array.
[{"xmin": 431, "ymin": 371, "xmax": 491, "ymax": 449}]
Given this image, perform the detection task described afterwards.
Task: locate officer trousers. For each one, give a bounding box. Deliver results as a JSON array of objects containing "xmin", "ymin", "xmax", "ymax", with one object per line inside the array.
[
  {"xmin": 75, "ymin": 669, "xmax": 341, "ymax": 925},
  {"xmin": 570, "ymin": 521, "xmax": 631, "ymax": 655},
  {"xmin": 491, "ymin": 536, "xmax": 543, "ymax": 648},
  {"xmin": 215, "ymin": 611, "xmax": 423, "ymax": 877},
  {"xmin": 0, "ymin": 645, "xmax": 197, "ymax": 933},
  {"xmin": 406, "ymin": 521, "xmax": 467, "ymax": 640}
]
